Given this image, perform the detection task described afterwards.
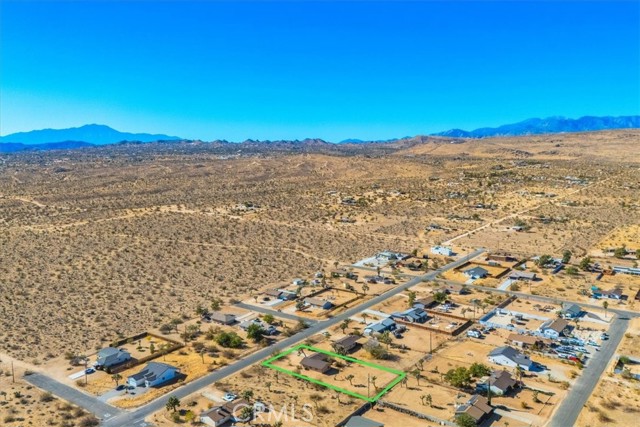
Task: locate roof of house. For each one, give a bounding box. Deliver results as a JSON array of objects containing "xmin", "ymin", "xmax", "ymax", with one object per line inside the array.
[
  {"xmin": 414, "ymin": 296, "xmax": 435, "ymax": 307},
  {"xmin": 489, "ymin": 370, "xmax": 517, "ymax": 392},
  {"xmin": 509, "ymin": 271, "xmax": 537, "ymax": 280},
  {"xmin": 128, "ymin": 362, "xmax": 177, "ymax": 383},
  {"xmin": 542, "ymin": 318, "xmax": 569, "ymax": 333},
  {"xmin": 265, "ymin": 289, "xmax": 282, "ymax": 297},
  {"xmin": 200, "ymin": 406, "xmax": 231, "ymax": 422},
  {"xmin": 508, "ymin": 333, "xmax": 544, "ymax": 345},
  {"xmin": 209, "ymin": 312, "xmax": 236, "ymax": 322},
  {"xmin": 456, "ymin": 395, "xmax": 492, "ymax": 422},
  {"xmin": 334, "ymin": 335, "xmax": 361, "ymax": 349},
  {"xmin": 489, "ymin": 346, "xmax": 532, "ymax": 366},
  {"xmin": 301, "ymin": 352, "xmax": 331, "ymax": 371},
  {"xmin": 304, "ymin": 297, "xmax": 332, "ymax": 307},
  {"xmin": 395, "ymin": 307, "xmax": 428, "ymax": 321},
  {"xmin": 344, "ymin": 416, "xmax": 384, "ymax": 427},
  {"xmin": 561, "ymin": 303, "xmax": 582, "ymax": 315},
  {"xmin": 464, "ymin": 266, "xmax": 489, "ymax": 277},
  {"xmin": 97, "ymin": 347, "xmax": 121, "ymax": 358}
]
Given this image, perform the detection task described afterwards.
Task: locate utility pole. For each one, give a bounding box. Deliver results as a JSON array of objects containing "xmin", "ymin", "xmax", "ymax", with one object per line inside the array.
[
  {"xmin": 367, "ymin": 374, "xmax": 370, "ymax": 399},
  {"xmin": 429, "ymin": 332, "xmax": 433, "ymax": 354}
]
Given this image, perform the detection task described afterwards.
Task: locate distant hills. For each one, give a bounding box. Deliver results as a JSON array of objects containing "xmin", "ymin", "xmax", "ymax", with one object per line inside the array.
[
  {"xmin": 0, "ymin": 124, "xmax": 180, "ymax": 146},
  {"xmin": 1, "ymin": 116, "xmax": 638, "ymax": 153},
  {"xmin": 431, "ymin": 115, "xmax": 640, "ymax": 138}
]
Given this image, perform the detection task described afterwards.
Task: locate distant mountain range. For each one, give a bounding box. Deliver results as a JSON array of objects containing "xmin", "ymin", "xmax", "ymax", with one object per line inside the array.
[
  {"xmin": 0, "ymin": 124, "xmax": 180, "ymax": 146},
  {"xmin": 431, "ymin": 115, "xmax": 640, "ymax": 138},
  {"xmin": 1, "ymin": 115, "xmax": 638, "ymax": 153}
]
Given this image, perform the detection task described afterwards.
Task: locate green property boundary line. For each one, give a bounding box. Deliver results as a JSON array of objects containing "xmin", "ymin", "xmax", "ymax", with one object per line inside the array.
[{"xmin": 261, "ymin": 344, "xmax": 406, "ymax": 403}]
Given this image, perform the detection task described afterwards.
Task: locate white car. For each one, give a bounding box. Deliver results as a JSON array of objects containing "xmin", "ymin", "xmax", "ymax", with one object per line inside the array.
[{"xmin": 223, "ymin": 392, "xmax": 237, "ymax": 402}]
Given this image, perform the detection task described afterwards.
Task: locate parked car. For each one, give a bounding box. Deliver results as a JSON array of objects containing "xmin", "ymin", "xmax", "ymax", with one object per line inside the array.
[
  {"xmin": 85, "ymin": 368, "xmax": 95, "ymax": 374},
  {"xmin": 223, "ymin": 392, "xmax": 237, "ymax": 402}
]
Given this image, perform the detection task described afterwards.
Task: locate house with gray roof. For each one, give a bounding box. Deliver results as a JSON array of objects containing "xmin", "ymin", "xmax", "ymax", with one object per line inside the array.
[
  {"xmin": 560, "ymin": 303, "xmax": 583, "ymax": 319},
  {"xmin": 95, "ymin": 347, "xmax": 131, "ymax": 369},
  {"xmin": 476, "ymin": 370, "xmax": 517, "ymax": 396},
  {"xmin": 344, "ymin": 416, "xmax": 384, "ymax": 427},
  {"xmin": 127, "ymin": 362, "xmax": 179, "ymax": 388},
  {"xmin": 464, "ymin": 266, "xmax": 489, "ymax": 279},
  {"xmin": 364, "ymin": 318, "xmax": 396, "ymax": 336},
  {"xmin": 392, "ymin": 307, "xmax": 428, "ymax": 323},
  {"xmin": 488, "ymin": 346, "xmax": 534, "ymax": 371}
]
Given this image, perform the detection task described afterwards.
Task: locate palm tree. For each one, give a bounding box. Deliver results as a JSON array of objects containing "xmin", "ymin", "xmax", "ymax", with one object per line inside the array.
[
  {"xmin": 412, "ymin": 369, "xmax": 421, "ymax": 386},
  {"xmin": 515, "ymin": 366, "xmax": 524, "ymax": 385},
  {"xmin": 603, "ymin": 300, "xmax": 609, "ymax": 318},
  {"xmin": 111, "ymin": 373, "xmax": 122, "ymax": 387}
]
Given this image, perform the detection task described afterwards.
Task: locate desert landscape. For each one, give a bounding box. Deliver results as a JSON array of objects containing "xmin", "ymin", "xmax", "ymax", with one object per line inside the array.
[{"xmin": 0, "ymin": 129, "xmax": 638, "ymax": 427}]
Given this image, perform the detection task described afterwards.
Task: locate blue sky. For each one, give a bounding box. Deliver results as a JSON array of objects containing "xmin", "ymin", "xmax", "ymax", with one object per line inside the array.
[{"xmin": 1, "ymin": 1, "xmax": 639, "ymax": 142}]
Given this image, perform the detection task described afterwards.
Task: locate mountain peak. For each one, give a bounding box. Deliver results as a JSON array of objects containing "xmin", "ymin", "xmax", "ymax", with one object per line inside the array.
[{"xmin": 0, "ymin": 125, "xmax": 181, "ymax": 145}]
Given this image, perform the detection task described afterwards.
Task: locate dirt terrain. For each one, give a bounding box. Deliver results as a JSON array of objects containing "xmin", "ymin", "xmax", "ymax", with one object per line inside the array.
[{"xmin": 0, "ymin": 130, "xmax": 638, "ymax": 426}]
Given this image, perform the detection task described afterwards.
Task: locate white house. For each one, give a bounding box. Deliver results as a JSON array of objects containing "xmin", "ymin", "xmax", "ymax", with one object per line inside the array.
[
  {"xmin": 95, "ymin": 347, "xmax": 131, "ymax": 369},
  {"xmin": 488, "ymin": 346, "xmax": 534, "ymax": 371},
  {"xmin": 463, "ymin": 266, "xmax": 489, "ymax": 279},
  {"xmin": 127, "ymin": 362, "xmax": 179, "ymax": 388},
  {"xmin": 431, "ymin": 246, "xmax": 454, "ymax": 256},
  {"xmin": 538, "ymin": 318, "xmax": 569, "ymax": 340}
]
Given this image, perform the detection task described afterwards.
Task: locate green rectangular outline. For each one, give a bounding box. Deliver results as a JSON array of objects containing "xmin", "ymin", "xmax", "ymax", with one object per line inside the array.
[{"xmin": 261, "ymin": 344, "xmax": 406, "ymax": 402}]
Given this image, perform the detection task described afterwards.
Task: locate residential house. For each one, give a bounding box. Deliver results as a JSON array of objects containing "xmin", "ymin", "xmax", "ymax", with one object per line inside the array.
[
  {"xmin": 293, "ymin": 278, "xmax": 306, "ymax": 286},
  {"xmin": 127, "ymin": 362, "xmax": 179, "ymax": 388},
  {"xmin": 560, "ymin": 303, "xmax": 583, "ymax": 319},
  {"xmin": 508, "ymin": 333, "xmax": 547, "ymax": 349},
  {"xmin": 364, "ymin": 318, "xmax": 396, "ymax": 336},
  {"xmin": 301, "ymin": 352, "xmax": 332, "ymax": 373},
  {"xmin": 509, "ymin": 271, "xmax": 537, "ymax": 281},
  {"xmin": 464, "ymin": 266, "xmax": 489, "ymax": 279},
  {"xmin": 304, "ymin": 297, "xmax": 333, "ymax": 310},
  {"xmin": 539, "ymin": 318, "xmax": 570, "ymax": 340},
  {"xmin": 199, "ymin": 399, "xmax": 251, "ymax": 427},
  {"xmin": 431, "ymin": 246, "xmax": 454, "ymax": 256},
  {"xmin": 95, "ymin": 347, "xmax": 131, "ymax": 369},
  {"xmin": 476, "ymin": 370, "xmax": 517, "ymax": 396},
  {"xmin": 455, "ymin": 395, "xmax": 493, "ymax": 424},
  {"xmin": 279, "ymin": 290, "xmax": 297, "ymax": 300},
  {"xmin": 413, "ymin": 296, "xmax": 437, "ymax": 309},
  {"xmin": 613, "ymin": 266, "xmax": 640, "ymax": 276},
  {"xmin": 592, "ymin": 286, "xmax": 624, "ymax": 300},
  {"xmin": 264, "ymin": 289, "xmax": 283, "ymax": 299},
  {"xmin": 488, "ymin": 346, "xmax": 534, "ymax": 371},
  {"xmin": 344, "ymin": 416, "xmax": 384, "ymax": 427},
  {"xmin": 332, "ymin": 335, "xmax": 361, "ymax": 354},
  {"xmin": 487, "ymin": 254, "xmax": 517, "ymax": 263},
  {"xmin": 208, "ymin": 312, "xmax": 237, "ymax": 325},
  {"xmin": 392, "ymin": 307, "xmax": 428, "ymax": 323}
]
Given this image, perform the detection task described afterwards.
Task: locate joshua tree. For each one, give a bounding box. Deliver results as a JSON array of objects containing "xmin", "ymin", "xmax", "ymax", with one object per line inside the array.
[
  {"xmin": 603, "ymin": 300, "xmax": 609, "ymax": 318},
  {"xmin": 412, "ymin": 369, "xmax": 422, "ymax": 386},
  {"xmin": 361, "ymin": 283, "xmax": 369, "ymax": 295},
  {"xmin": 340, "ymin": 319, "xmax": 351, "ymax": 334},
  {"xmin": 166, "ymin": 396, "xmax": 180, "ymax": 412},
  {"xmin": 111, "ymin": 373, "xmax": 122, "ymax": 387},
  {"xmin": 345, "ymin": 374, "xmax": 355, "ymax": 386}
]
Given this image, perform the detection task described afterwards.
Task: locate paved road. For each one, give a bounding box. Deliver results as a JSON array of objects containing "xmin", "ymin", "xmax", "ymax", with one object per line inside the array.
[
  {"xmin": 101, "ymin": 248, "xmax": 485, "ymax": 427},
  {"xmin": 25, "ymin": 373, "xmax": 123, "ymax": 421},
  {"xmin": 549, "ymin": 315, "xmax": 629, "ymax": 427},
  {"xmin": 234, "ymin": 302, "xmax": 318, "ymax": 324}
]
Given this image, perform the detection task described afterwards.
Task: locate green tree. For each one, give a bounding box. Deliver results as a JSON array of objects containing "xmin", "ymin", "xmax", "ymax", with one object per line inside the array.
[
  {"xmin": 407, "ymin": 291, "xmax": 417, "ymax": 307},
  {"xmin": 535, "ymin": 255, "xmax": 553, "ymax": 267},
  {"xmin": 412, "ymin": 368, "xmax": 422, "ymax": 386},
  {"xmin": 434, "ymin": 291, "xmax": 448, "ymax": 304},
  {"xmin": 362, "ymin": 283, "xmax": 370, "ymax": 295},
  {"xmin": 246, "ymin": 323, "xmax": 266, "ymax": 343},
  {"xmin": 636, "ymin": 249, "xmax": 640, "ymax": 260},
  {"xmin": 579, "ymin": 257, "xmax": 592, "ymax": 271},
  {"xmin": 340, "ymin": 319, "xmax": 351, "ymax": 334},
  {"xmin": 295, "ymin": 300, "xmax": 306, "ymax": 311},
  {"xmin": 562, "ymin": 250, "xmax": 572, "ymax": 264},
  {"xmin": 469, "ymin": 363, "xmax": 491, "ymax": 378},
  {"xmin": 165, "ymin": 396, "xmax": 180, "ymax": 412},
  {"xmin": 262, "ymin": 314, "xmax": 275, "ymax": 325},
  {"xmin": 444, "ymin": 367, "xmax": 472, "ymax": 388},
  {"xmin": 184, "ymin": 410, "xmax": 196, "ymax": 423},
  {"xmin": 456, "ymin": 413, "xmax": 477, "ymax": 427},
  {"xmin": 603, "ymin": 300, "xmax": 609, "ymax": 318},
  {"xmin": 614, "ymin": 246, "xmax": 627, "ymax": 259},
  {"xmin": 379, "ymin": 331, "xmax": 393, "ymax": 349},
  {"xmin": 210, "ymin": 298, "xmax": 222, "ymax": 312},
  {"xmin": 241, "ymin": 389, "xmax": 254, "ymax": 401}
]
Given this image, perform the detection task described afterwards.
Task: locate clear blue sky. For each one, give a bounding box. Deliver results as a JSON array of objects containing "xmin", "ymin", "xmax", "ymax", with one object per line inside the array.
[{"xmin": 1, "ymin": 1, "xmax": 639, "ymax": 142}]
